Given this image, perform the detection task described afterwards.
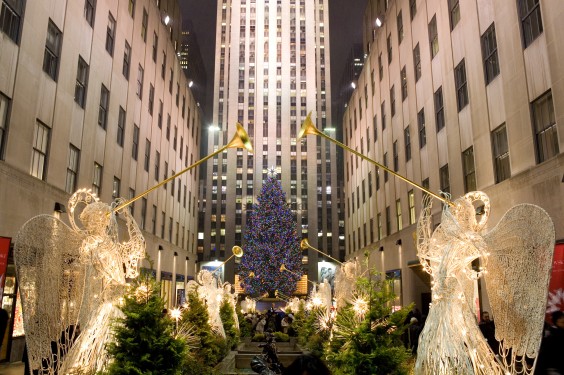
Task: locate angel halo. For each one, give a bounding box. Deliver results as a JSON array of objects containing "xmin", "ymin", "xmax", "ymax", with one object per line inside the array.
[{"xmin": 415, "ymin": 191, "xmax": 554, "ymax": 375}]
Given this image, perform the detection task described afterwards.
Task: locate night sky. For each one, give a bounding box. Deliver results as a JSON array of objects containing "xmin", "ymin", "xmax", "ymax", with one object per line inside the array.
[{"xmin": 179, "ymin": 0, "xmax": 368, "ymax": 126}]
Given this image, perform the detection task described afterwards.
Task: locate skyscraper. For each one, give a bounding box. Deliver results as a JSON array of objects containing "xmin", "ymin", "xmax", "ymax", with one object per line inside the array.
[{"xmin": 200, "ymin": 0, "xmax": 344, "ymax": 287}]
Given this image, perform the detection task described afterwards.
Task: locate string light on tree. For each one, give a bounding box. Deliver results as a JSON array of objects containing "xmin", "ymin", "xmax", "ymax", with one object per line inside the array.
[{"xmin": 239, "ymin": 175, "xmax": 302, "ymax": 297}]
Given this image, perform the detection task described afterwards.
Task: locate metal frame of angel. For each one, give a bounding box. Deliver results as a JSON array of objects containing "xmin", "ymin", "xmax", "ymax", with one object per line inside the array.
[
  {"xmin": 14, "ymin": 189, "xmax": 146, "ymax": 374},
  {"xmin": 415, "ymin": 191, "xmax": 554, "ymax": 375}
]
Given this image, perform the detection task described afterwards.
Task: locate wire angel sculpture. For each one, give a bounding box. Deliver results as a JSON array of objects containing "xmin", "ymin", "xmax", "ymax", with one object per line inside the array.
[
  {"xmin": 187, "ymin": 269, "xmax": 226, "ymax": 338},
  {"xmin": 333, "ymin": 258, "xmax": 361, "ymax": 310},
  {"xmin": 14, "ymin": 189, "xmax": 146, "ymax": 374},
  {"xmin": 415, "ymin": 191, "xmax": 554, "ymax": 375}
]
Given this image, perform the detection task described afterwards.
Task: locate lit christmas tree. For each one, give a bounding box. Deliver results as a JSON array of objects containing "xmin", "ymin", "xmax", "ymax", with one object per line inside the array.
[{"xmin": 240, "ymin": 173, "xmax": 302, "ymax": 297}]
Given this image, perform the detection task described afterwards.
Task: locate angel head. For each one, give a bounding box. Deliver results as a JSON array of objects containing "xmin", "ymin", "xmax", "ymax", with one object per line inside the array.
[
  {"xmin": 79, "ymin": 202, "xmax": 113, "ymax": 236},
  {"xmin": 451, "ymin": 191, "xmax": 491, "ymax": 233}
]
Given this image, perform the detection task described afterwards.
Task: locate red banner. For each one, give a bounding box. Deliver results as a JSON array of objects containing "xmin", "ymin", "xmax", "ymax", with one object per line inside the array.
[
  {"xmin": 0, "ymin": 237, "xmax": 10, "ymax": 295},
  {"xmin": 546, "ymin": 243, "xmax": 564, "ymax": 323}
]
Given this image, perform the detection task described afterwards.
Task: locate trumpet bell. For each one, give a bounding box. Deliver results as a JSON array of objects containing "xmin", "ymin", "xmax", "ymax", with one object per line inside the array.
[
  {"xmin": 227, "ymin": 123, "xmax": 254, "ymax": 153},
  {"xmin": 297, "ymin": 112, "xmax": 322, "ymax": 140},
  {"xmin": 300, "ymin": 238, "xmax": 310, "ymax": 250},
  {"xmin": 232, "ymin": 245, "xmax": 244, "ymax": 258},
  {"xmin": 280, "ymin": 264, "xmax": 287, "ymax": 272}
]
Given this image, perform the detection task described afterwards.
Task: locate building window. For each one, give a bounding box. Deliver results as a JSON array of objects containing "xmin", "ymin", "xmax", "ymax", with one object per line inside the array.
[
  {"xmin": 396, "ymin": 199, "xmax": 403, "ymax": 231},
  {"xmin": 410, "ymin": 0, "xmax": 416, "ymax": 20},
  {"xmin": 387, "ymin": 33, "xmax": 392, "ymax": 64},
  {"xmin": 401, "ymin": 67, "xmax": 407, "ymax": 101},
  {"xmin": 434, "ymin": 87, "xmax": 445, "ymax": 132},
  {"xmin": 128, "ymin": 188, "xmax": 135, "ymax": 215},
  {"xmin": 132, "ymin": 124, "xmax": 139, "ymax": 160},
  {"xmin": 0, "ymin": 0, "xmax": 23, "ymax": 42},
  {"xmin": 532, "ymin": 90, "xmax": 559, "ymax": 163},
  {"xmin": 141, "ymin": 8, "xmax": 148, "ymax": 42},
  {"xmin": 378, "ymin": 54, "xmax": 383, "ymax": 81},
  {"xmin": 455, "ymin": 59, "xmax": 468, "ymax": 111},
  {"xmin": 161, "ymin": 52, "xmax": 166, "ymax": 79},
  {"xmin": 75, "ymin": 57, "xmax": 89, "ymax": 108},
  {"xmin": 481, "ymin": 23, "xmax": 500, "ymax": 85},
  {"xmin": 154, "ymin": 151, "xmax": 160, "ymax": 180},
  {"xmin": 136, "ymin": 65, "xmax": 144, "ymax": 98},
  {"xmin": 368, "ymin": 171, "xmax": 373, "ymax": 197},
  {"xmin": 385, "ymin": 206, "xmax": 391, "ymax": 236},
  {"xmin": 106, "ymin": 13, "xmax": 116, "ymax": 56},
  {"xmin": 144, "ymin": 139, "xmax": 151, "ymax": 172},
  {"xmin": 439, "ymin": 164, "xmax": 450, "ymax": 194},
  {"xmin": 152, "ymin": 32, "xmax": 158, "ymax": 62},
  {"xmin": 158, "ymin": 101, "xmax": 163, "ymax": 128},
  {"xmin": 112, "ymin": 177, "xmax": 120, "ymax": 199},
  {"xmin": 128, "ymin": 0, "xmax": 135, "ymax": 18},
  {"xmin": 393, "ymin": 141, "xmax": 399, "ymax": 172},
  {"xmin": 123, "ymin": 41, "xmax": 131, "ymax": 80},
  {"xmin": 462, "ymin": 147, "xmax": 476, "ymax": 192},
  {"xmin": 92, "ymin": 162, "xmax": 102, "ymax": 195},
  {"xmin": 518, "ymin": 0, "xmax": 543, "ymax": 47},
  {"xmin": 98, "ymin": 85, "xmax": 109, "ymax": 129},
  {"xmin": 422, "ymin": 178, "xmax": 429, "ymax": 199},
  {"xmin": 0, "ymin": 93, "xmax": 9, "ymax": 160},
  {"xmin": 65, "ymin": 145, "xmax": 80, "ymax": 194},
  {"xmin": 377, "ymin": 213, "xmax": 382, "ymax": 240},
  {"xmin": 408, "ymin": 190, "xmax": 416, "ymax": 225},
  {"xmin": 140, "ymin": 198, "xmax": 147, "ymax": 230},
  {"xmin": 84, "ymin": 0, "xmax": 96, "ymax": 27},
  {"xmin": 117, "ymin": 106, "xmax": 126, "ymax": 147},
  {"xmin": 43, "ymin": 20, "xmax": 62, "ymax": 81},
  {"xmin": 429, "ymin": 15, "xmax": 439, "ymax": 58},
  {"xmin": 449, "ymin": 0, "xmax": 460, "ymax": 30},
  {"xmin": 413, "ymin": 43, "xmax": 421, "ymax": 82},
  {"xmin": 397, "ymin": 11, "xmax": 403, "ymax": 43},
  {"xmin": 31, "ymin": 121, "xmax": 50, "ymax": 180},
  {"xmin": 404, "ymin": 126, "xmax": 411, "ymax": 161},
  {"xmin": 151, "ymin": 204, "xmax": 156, "ymax": 234},
  {"xmin": 492, "ymin": 123, "xmax": 510, "ymax": 183},
  {"xmin": 418, "ymin": 109, "xmax": 426, "ymax": 148},
  {"xmin": 381, "ymin": 102, "xmax": 386, "ymax": 130},
  {"xmin": 383, "ymin": 153, "xmax": 388, "ymax": 182},
  {"xmin": 148, "ymin": 84, "xmax": 154, "ymax": 115},
  {"xmin": 390, "ymin": 86, "xmax": 396, "ymax": 117}
]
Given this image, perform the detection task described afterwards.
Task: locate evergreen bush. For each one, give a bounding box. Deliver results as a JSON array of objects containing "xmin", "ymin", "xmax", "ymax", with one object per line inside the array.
[
  {"xmin": 104, "ymin": 272, "xmax": 185, "ymax": 375},
  {"xmin": 219, "ymin": 297, "xmax": 240, "ymax": 350},
  {"xmin": 180, "ymin": 291, "xmax": 227, "ymax": 373}
]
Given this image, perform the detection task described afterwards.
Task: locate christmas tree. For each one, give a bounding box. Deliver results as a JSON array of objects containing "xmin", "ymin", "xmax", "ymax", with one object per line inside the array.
[
  {"xmin": 240, "ymin": 175, "xmax": 302, "ymax": 297},
  {"xmin": 105, "ymin": 271, "xmax": 186, "ymax": 375}
]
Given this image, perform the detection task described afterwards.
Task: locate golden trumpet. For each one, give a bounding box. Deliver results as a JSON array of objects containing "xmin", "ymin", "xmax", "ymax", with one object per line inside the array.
[
  {"xmin": 279, "ymin": 263, "xmax": 316, "ymax": 286},
  {"xmin": 300, "ymin": 238, "xmax": 343, "ymax": 265},
  {"xmin": 298, "ymin": 113, "xmax": 453, "ymax": 207},
  {"xmin": 211, "ymin": 245, "xmax": 245, "ymax": 274},
  {"xmin": 114, "ymin": 123, "xmax": 253, "ymax": 212}
]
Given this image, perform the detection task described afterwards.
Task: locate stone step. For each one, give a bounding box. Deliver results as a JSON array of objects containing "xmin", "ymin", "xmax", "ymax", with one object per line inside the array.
[{"xmin": 235, "ymin": 353, "xmax": 303, "ymax": 369}]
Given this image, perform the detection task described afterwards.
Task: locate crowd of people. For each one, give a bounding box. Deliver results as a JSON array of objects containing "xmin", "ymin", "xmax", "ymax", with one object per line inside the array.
[{"xmin": 244, "ymin": 303, "xmax": 296, "ymax": 336}]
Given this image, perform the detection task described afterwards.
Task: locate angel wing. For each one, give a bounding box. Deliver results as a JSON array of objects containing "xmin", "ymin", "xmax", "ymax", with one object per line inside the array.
[
  {"xmin": 483, "ymin": 204, "xmax": 554, "ymax": 371},
  {"xmin": 14, "ymin": 214, "xmax": 86, "ymax": 374}
]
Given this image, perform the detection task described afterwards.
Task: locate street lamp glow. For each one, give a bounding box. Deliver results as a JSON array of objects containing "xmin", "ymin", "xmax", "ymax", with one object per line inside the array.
[
  {"xmin": 208, "ymin": 125, "xmax": 220, "ymax": 132},
  {"xmin": 164, "ymin": 15, "xmax": 171, "ymax": 26},
  {"xmin": 375, "ymin": 17, "xmax": 382, "ymax": 27},
  {"xmin": 351, "ymin": 81, "xmax": 356, "ymax": 89},
  {"xmin": 188, "ymin": 80, "xmax": 194, "ymax": 88}
]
